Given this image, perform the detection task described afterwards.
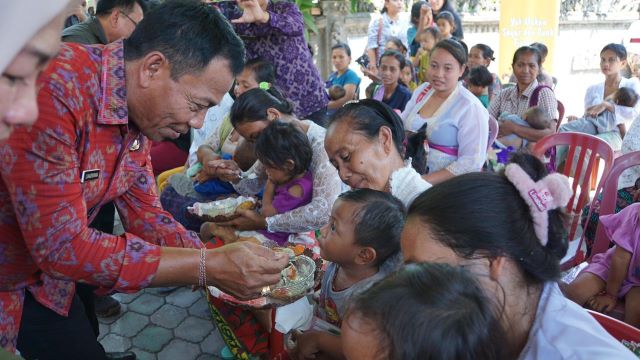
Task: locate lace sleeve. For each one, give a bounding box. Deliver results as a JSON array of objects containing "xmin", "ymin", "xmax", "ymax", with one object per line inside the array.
[{"xmin": 266, "ymin": 124, "xmax": 342, "ymax": 233}]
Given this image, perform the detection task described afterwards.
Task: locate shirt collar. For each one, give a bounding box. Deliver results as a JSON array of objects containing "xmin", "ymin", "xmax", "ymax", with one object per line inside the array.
[
  {"xmin": 518, "ymin": 79, "xmax": 540, "ymax": 99},
  {"xmin": 89, "ymin": 16, "xmax": 109, "ymax": 45},
  {"xmin": 97, "ymin": 40, "xmax": 129, "ymax": 125}
]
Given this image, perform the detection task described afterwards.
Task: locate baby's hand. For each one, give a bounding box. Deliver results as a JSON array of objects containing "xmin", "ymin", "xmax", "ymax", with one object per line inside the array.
[{"xmin": 566, "ymin": 115, "xmax": 579, "ymax": 122}]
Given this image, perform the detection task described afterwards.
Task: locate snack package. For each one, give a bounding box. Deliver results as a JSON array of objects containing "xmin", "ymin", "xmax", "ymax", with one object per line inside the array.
[{"xmin": 188, "ymin": 196, "xmax": 256, "ymax": 222}]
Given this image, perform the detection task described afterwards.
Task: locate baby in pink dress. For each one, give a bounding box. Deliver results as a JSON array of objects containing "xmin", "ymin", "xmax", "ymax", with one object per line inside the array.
[{"xmin": 565, "ymin": 203, "xmax": 640, "ymax": 327}]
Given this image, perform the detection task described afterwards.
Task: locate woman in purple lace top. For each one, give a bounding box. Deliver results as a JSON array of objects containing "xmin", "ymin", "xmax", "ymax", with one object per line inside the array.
[{"xmin": 217, "ymin": 0, "xmax": 329, "ymax": 125}]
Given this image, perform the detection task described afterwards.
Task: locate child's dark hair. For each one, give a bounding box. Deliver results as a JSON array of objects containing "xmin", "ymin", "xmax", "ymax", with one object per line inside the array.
[
  {"xmin": 244, "ymin": 57, "xmax": 276, "ymax": 85},
  {"xmin": 530, "ymin": 42, "xmax": 548, "ymax": 60},
  {"xmin": 417, "ymin": 26, "xmax": 440, "ymax": 44},
  {"xmin": 601, "ymin": 43, "xmax": 627, "ymax": 61},
  {"xmin": 230, "ymin": 87, "xmax": 294, "ymax": 126},
  {"xmin": 614, "ymin": 87, "xmax": 639, "ymax": 107},
  {"xmin": 254, "ymin": 120, "xmax": 312, "ymax": 176},
  {"xmin": 512, "ymin": 46, "xmax": 542, "ymax": 67},
  {"xmin": 346, "ymin": 262, "xmax": 508, "ymax": 360},
  {"xmin": 379, "ymin": 50, "xmax": 406, "ymax": 70},
  {"xmin": 337, "ymin": 189, "xmax": 405, "ymax": 266},
  {"xmin": 329, "ymin": 99, "xmax": 405, "ymax": 156},
  {"xmin": 405, "ymin": 123, "xmax": 428, "ymax": 174},
  {"xmin": 332, "ymin": 42, "xmax": 352, "ymax": 57},
  {"xmin": 472, "ymin": 43, "xmax": 495, "ymax": 62},
  {"xmin": 410, "ymin": 1, "xmax": 429, "ymax": 26},
  {"xmin": 384, "ymin": 37, "xmax": 407, "ymax": 55},
  {"xmin": 468, "ymin": 66, "xmax": 494, "ymax": 87},
  {"xmin": 436, "ymin": 11, "xmax": 456, "ymax": 30},
  {"xmin": 407, "ymin": 153, "xmax": 569, "ymax": 284}
]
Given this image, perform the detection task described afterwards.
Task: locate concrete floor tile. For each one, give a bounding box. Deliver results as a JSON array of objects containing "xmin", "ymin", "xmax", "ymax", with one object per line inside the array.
[
  {"xmin": 133, "ymin": 326, "xmax": 173, "ymax": 353},
  {"xmin": 188, "ymin": 296, "xmax": 211, "ymax": 320},
  {"xmin": 174, "ymin": 316, "xmax": 214, "ymax": 343},
  {"xmin": 150, "ymin": 304, "xmax": 189, "ymax": 329},
  {"xmin": 113, "ymin": 291, "xmax": 143, "ymax": 304},
  {"xmin": 200, "ymin": 331, "xmax": 225, "ymax": 355},
  {"xmin": 98, "ymin": 322, "xmax": 110, "ymax": 341},
  {"xmin": 165, "ymin": 288, "xmax": 203, "ymax": 308},
  {"xmin": 131, "ymin": 347, "xmax": 158, "ymax": 360},
  {"xmin": 111, "ymin": 312, "xmax": 148, "ymax": 338},
  {"xmin": 129, "ymin": 293, "xmax": 165, "ymax": 316},
  {"xmin": 158, "ymin": 339, "xmax": 201, "ymax": 360},
  {"xmin": 100, "ymin": 333, "xmax": 132, "ymax": 352}
]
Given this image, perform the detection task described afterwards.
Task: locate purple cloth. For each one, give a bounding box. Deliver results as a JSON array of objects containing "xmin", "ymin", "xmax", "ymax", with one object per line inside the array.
[
  {"xmin": 581, "ymin": 203, "xmax": 640, "ymax": 298},
  {"xmin": 218, "ymin": 2, "xmax": 328, "ymax": 119},
  {"xmin": 258, "ymin": 171, "xmax": 313, "ymax": 245}
]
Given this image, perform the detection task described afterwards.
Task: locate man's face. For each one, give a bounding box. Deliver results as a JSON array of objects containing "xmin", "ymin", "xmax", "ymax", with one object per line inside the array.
[
  {"xmin": 131, "ymin": 56, "xmax": 235, "ymax": 142},
  {"xmin": 111, "ymin": 3, "xmax": 144, "ymax": 42},
  {"xmin": 0, "ymin": 15, "xmax": 64, "ymax": 142}
]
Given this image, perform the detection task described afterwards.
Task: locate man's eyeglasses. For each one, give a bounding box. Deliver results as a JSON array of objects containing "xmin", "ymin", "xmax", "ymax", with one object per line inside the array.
[{"xmin": 119, "ymin": 11, "xmax": 138, "ymax": 27}]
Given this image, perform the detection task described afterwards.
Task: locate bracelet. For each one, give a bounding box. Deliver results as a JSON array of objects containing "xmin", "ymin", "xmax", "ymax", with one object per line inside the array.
[{"xmin": 198, "ymin": 247, "xmax": 207, "ymax": 287}]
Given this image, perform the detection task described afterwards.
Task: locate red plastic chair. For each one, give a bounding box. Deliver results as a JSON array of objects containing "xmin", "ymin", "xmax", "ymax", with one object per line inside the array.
[
  {"xmin": 589, "ymin": 151, "xmax": 640, "ymax": 258},
  {"xmin": 556, "ymin": 100, "xmax": 565, "ymax": 131},
  {"xmin": 532, "ymin": 133, "xmax": 615, "ymax": 269},
  {"xmin": 588, "ymin": 309, "xmax": 640, "ymax": 343}
]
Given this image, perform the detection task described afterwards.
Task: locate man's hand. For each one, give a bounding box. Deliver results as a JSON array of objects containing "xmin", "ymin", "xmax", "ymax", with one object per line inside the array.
[
  {"xmin": 207, "ymin": 242, "xmax": 289, "ymax": 299},
  {"xmin": 232, "ymin": 0, "xmax": 270, "ymax": 24},
  {"xmin": 216, "ymin": 208, "xmax": 267, "ymax": 231}
]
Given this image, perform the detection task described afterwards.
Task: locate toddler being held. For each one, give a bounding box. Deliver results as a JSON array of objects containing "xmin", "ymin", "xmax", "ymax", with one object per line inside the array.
[{"xmin": 200, "ymin": 120, "xmax": 313, "ymax": 247}]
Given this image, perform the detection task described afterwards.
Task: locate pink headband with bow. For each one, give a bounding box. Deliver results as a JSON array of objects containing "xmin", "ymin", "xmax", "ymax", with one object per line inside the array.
[{"xmin": 504, "ymin": 164, "xmax": 571, "ymax": 246}]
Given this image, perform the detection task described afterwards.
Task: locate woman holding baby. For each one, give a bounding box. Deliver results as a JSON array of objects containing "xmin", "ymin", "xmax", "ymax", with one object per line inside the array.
[{"xmin": 489, "ymin": 45, "xmax": 558, "ymax": 147}]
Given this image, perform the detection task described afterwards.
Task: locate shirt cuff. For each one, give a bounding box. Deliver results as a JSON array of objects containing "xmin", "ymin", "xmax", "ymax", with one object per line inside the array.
[{"xmin": 97, "ymin": 236, "xmax": 162, "ymax": 295}]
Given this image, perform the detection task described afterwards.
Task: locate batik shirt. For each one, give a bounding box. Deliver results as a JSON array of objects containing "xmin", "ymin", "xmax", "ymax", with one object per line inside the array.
[
  {"xmin": 217, "ymin": 1, "xmax": 328, "ymax": 118},
  {"xmin": 0, "ymin": 41, "xmax": 202, "ymax": 352}
]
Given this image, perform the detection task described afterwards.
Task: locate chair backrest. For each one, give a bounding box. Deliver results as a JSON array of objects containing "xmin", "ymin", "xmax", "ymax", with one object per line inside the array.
[
  {"xmin": 590, "ymin": 151, "xmax": 640, "ymax": 257},
  {"xmin": 588, "ymin": 309, "xmax": 640, "ymax": 343},
  {"xmin": 532, "ymin": 133, "xmax": 615, "ymax": 266},
  {"xmin": 487, "ymin": 115, "xmax": 499, "ymax": 151},
  {"xmin": 556, "ymin": 100, "xmax": 565, "ymax": 131}
]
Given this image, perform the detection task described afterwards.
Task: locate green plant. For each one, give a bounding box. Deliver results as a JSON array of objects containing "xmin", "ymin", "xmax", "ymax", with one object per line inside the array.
[
  {"xmin": 350, "ymin": 0, "xmax": 375, "ymax": 13},
  {"xmin": 294, "ymin": 0, "xmax": 319, "ymax": 43}
]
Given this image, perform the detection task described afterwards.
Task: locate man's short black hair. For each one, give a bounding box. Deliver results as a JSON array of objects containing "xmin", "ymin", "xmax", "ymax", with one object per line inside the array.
[
  {"xmin": 124, "ymin": 0, "xmax": 245, "ymax": 79},
  {"xmin": 96, "ymin": 0, "xmax": 147, "ymax": 16}
]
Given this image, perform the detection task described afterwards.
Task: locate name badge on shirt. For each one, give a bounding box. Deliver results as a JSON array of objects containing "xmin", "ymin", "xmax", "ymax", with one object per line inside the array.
[{"xmin": 81, "ymin": 169, "xmax": 100, "ymax": 183}]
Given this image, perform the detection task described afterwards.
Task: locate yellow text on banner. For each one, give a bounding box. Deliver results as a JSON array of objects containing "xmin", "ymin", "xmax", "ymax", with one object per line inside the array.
[{"xmin": 498, "ymin": 0, "xmax": 561, "ymax": 83}]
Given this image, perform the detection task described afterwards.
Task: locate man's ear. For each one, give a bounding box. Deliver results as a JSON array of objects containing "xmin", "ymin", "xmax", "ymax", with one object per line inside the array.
[
  {"xmin": 355, "ymin": 247, "xmax": 377, "ymax": 266},
  {"xmin": 138, "ymin": 52, "xmax": 167, "ymax": 88}
]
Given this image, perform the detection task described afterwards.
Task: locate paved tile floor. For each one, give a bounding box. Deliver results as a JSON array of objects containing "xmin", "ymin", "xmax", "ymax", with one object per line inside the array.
[{"xmin": 99, "ymin": 287, "xmax": 225, "ymax": 360}]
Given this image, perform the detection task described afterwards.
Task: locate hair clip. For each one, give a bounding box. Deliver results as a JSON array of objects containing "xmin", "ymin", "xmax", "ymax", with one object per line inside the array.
[
  {"xmin": 259, "ymin": 82, "xmax": 271, "ymax": 90},
  {"xmin": 344, "ymin": 99, "xmax": 360, "ymax": 106},
  {"xmin": 504, "ymin": 164, "xmax": 571, "ymax": 246}
]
